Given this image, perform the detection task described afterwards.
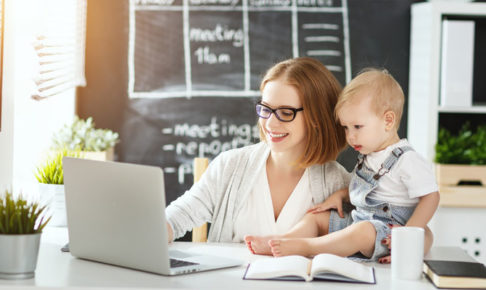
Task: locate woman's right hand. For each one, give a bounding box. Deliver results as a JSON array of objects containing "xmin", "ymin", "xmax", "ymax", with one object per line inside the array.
[
  {"xmin": 167, "ymin": 223, "xmax": 174, "ymax": 243},
  {"xmin": 306, "ymin": 188, "xmax": 348, "ymax": 218}
]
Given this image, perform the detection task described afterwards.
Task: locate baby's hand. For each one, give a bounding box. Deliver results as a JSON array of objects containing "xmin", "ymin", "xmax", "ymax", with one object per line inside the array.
[
  {"xmin": 306, "ymin": 202, "xmax": 331, "ymax": 214},
  {"xmin": 307, "ymin": 193, "xmax": 344, "ymax": 218},
  {"xmin": 378, "ymin": 224, "xmax": 401, "ymax": 264}
]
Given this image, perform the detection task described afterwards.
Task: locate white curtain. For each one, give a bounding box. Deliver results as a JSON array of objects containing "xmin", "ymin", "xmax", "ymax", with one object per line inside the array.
[{"xmin": 31, "ymin": 0, "xmax": 87, "ymax": 100}]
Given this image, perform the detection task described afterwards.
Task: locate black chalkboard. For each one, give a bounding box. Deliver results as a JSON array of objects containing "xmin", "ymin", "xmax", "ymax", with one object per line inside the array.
[
  {"xmin": 79, "ymin": 0, "xmax": 415, "ymax": 206},
  {"xmin": 125, "ymin": 0, "xmax": 361, "ymax": 201},
  {"xmin": 121, "ymin": 97, "xmax": 260, "ymax": 197},
  {"xmin": 130, "ymin": 0, "xmax": 351, "ymax": 98}
]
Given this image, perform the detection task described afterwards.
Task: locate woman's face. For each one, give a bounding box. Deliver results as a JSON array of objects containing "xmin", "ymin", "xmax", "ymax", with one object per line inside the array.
[{"xmin": 259, "ymin": 79, "xmax": 307, "ymax": 157}]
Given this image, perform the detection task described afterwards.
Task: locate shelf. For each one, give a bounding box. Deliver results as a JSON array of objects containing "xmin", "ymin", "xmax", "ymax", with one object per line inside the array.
[
  {"xmin": 436, "ymin": 164, "xmax": 486, "ymax": 207},
  {"xmin": 438, "ymin": 106, "xmax": 486, "ymax": 113},
  {"xmin": 408, "ymin": 2, "xmax": 486, "ymax": 162},
  {"xmin": 439, "ymin": 185, "xmax": 486, "ymax": 208}
]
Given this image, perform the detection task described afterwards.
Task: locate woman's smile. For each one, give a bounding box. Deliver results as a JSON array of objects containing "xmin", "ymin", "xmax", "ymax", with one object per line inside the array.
[{"xmin": 267, "ymin": 130, "xmax": 289, "ymax": 142}]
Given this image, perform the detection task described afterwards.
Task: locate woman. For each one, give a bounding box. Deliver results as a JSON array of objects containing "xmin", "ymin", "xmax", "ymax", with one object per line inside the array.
[{"xmin": 166, "ymin": 57, "xmax": 349, "ymax": 242}]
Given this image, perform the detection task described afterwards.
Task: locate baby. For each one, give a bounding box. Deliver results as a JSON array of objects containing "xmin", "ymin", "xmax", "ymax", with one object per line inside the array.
[{"xmin": 245, "ymin": 68, "xmax": 440, "ymax": 261}]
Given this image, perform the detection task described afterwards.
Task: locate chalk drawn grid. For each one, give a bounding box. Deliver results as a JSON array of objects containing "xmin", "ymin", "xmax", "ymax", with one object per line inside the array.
[{"xmin": 128, "ymin": 0, "xmax": 351, "ymax": 98}]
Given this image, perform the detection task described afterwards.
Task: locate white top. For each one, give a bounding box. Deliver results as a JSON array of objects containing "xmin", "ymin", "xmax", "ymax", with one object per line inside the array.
[
  {"xmin": 232, "ymin": 168, "xmax": 312, "ymax": 242},
  {"xmin": 365, "ymin": 139, "xmax": 439, "ymax": 206},
  {"xmin": 166, "ymin": 142, "xmax": 351, "ymax": 242}
]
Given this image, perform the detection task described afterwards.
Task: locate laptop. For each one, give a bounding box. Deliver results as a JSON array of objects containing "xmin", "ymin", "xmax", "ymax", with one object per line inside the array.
[{"xmin": 63, "ymin": 157, "xmax": 243, "ymax": 275}]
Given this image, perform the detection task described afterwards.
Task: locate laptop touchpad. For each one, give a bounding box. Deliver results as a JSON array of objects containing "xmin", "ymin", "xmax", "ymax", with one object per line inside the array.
[{"xmin": 169, "ymin": 249, "xmax": 194, "ymax": 259}]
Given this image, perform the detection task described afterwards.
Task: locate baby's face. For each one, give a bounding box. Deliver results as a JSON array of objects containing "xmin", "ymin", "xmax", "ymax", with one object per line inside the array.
[{"xmin": 337, "ymin": 95, "xmax": 390, "ymax": 155}]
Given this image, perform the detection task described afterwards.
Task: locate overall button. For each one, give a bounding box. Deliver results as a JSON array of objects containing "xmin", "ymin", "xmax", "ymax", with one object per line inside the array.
[{"xmin": 382, "ymin": 206, "xmax": 389, "ymax": 212}]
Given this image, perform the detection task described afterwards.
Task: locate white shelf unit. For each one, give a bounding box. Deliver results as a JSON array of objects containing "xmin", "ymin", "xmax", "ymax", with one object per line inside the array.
[
  {"xmin": 438, "ymin": 106, "xmax": 486, "ymax": 113},
  {"xmin": 408, "ymin": 2, "xmax": 486, "ymax": 162},
  {"xmin": 430, "ymin": 207, "xmax": 486, "ymax": 264},
  {"xmin": 408, "ymin": 2, "xmax": 486, "ymax": 264}
]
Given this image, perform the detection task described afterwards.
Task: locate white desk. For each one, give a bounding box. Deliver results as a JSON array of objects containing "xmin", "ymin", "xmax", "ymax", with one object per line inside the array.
[{"xmin": 0, "ymin": 228, "xmax": 460, "ymax": 289}]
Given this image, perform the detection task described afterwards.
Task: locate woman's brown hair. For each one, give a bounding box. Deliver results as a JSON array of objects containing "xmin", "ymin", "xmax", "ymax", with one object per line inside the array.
[{"xmin": 259, "ymin": 57, "xmax": 346, "ymax": 167}]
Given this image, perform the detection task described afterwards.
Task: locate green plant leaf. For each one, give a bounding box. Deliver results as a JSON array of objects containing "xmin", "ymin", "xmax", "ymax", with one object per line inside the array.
[
  {"xmin": 0, "ymin": 190, "xmax": 51, "ymax": 234},
  {"xmin": 34, "ymin": 148, "xmax": 83, "ymax": 184},
  {"xmin": 435, "ymin": 122, "xmax": 486, "ymax": 165}
]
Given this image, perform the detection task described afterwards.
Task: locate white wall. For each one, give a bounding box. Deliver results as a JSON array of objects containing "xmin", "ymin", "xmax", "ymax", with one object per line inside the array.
[
  {"xmin": 0, "ymin": 0, "xmax": 17, "ymax": 191},
  {"xmin": 0, "ymin": 0, "xmax": 75, "ymax": 197}
]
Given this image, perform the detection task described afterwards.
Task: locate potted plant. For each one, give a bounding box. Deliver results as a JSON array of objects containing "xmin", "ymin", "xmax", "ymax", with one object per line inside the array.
[
  {"xmin": 35, "ymin": 149, "xmax": 82, "ymax": 227},
  {"xmin": 51, "ymin": 116, "xmax": 119, "ymax": 161},
  {"xmin": 435, "ymin": 123, "xmax": 486, "ymax": 206},
  {"xmin": 0, "ymin": 190, "xmax": 51, "ymax": 279}
]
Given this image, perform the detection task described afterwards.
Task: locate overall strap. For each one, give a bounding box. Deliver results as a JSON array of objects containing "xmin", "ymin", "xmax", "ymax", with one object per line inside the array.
[
  {"xmin": 373, "ymin": 146, "xmax": 414, "ymax": 180},
  {"xmin": 356, "ymin": 153, "xmax": 365, "ymax": 170}
]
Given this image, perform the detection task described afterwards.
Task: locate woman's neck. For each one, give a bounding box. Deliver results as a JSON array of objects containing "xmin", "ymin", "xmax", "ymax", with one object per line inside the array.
[{"xmin": 266, "ymin": 152, "xmax": 305, "ymax": 177}]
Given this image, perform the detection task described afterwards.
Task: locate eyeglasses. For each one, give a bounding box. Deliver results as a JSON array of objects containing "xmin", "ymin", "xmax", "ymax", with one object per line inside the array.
[{"xmin": 255, "ymin": 102, "xmax": 304, "ymax": 122}]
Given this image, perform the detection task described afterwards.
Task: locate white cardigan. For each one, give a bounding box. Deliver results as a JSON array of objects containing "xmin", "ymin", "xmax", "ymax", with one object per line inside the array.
[{"xmin": 166, "ymin": 142, "xmax": 350, "ymax": 242}]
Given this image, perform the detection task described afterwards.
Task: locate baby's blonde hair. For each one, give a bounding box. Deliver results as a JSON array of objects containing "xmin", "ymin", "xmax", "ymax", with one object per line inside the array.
[{"xmin": 335, "ymin": 68, "xmax": 404, "ymax": 130}]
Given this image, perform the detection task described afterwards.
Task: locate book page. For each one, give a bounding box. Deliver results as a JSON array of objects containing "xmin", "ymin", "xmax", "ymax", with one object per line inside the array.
[
  {"xmin": 311, "ymin": 254, "xmax": 375, "ymax": 283},
  {"xmin": 244, "ymin": 255, "xmax": 311, "ymax": 281}
]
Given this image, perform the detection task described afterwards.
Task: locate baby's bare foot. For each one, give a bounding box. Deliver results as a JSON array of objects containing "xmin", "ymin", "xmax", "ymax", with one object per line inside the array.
[
  {"xmin": 269, "ymin": 238, "xmax": 312, "ymax": 257},
  {"xmin": 244, "ymin": 239, "xmax": 255, "ymax": 254},
  {"xmin": 244, "ymin": 235, "xmax": 275, "ymax": 255}
]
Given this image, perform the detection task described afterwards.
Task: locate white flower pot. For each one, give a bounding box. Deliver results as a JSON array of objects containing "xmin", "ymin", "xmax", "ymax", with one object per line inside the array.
[
  {"xmin": 0, "ymin": 233, "xmax": 41, "ymax": 279},
  {"xmin": 38, "ymin": 183, "xmax": 66, "ymax": 227}
]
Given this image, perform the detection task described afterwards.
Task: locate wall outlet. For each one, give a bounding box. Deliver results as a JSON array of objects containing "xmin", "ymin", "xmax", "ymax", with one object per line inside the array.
[
  {"xmin": 429, "ymin": 207, "xmax": 486, "ymax": 264},
  {"xmin": 459, "ymin": 234, "xmax": 484, "ymax": 260}
]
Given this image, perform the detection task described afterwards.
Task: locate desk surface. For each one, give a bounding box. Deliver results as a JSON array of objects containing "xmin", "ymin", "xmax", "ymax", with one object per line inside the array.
[{"xmin": 0, "ymin": 227, "xmax": 469, "ymax": 290}]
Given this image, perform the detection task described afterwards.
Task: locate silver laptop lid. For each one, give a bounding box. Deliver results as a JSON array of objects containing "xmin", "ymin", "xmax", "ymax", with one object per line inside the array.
[{"xmin": 63, "ymin": 157, "xmax": 172, "ymax": 275}]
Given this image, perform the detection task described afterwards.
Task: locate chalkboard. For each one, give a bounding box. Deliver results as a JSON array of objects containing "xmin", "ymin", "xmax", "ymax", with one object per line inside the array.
[
  {"xmin": 129, "ymin": 0, "xmax": 351, "ymax": 98},
  {"xmin": 95, "ymin": 0, "xmax": 416, "ymax": 205},
  {"xmin": 121, "ymin": 97, "xmax": 260, "ymax": 197}
]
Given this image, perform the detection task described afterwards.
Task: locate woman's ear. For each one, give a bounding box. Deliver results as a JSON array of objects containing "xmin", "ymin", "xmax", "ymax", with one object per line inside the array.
[{"xmin": 384, "ymin": 111, "xmax": 396, "ymax": 131}]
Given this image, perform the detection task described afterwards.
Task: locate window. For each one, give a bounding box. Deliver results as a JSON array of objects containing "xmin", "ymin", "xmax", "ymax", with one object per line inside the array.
[
  {"xmin": 31, "ymin": 0, "xmax": 87, "ymax": 100},
  {"xmin": 0, "ymin": 0, "xmax": 4, "ymax": 130}
]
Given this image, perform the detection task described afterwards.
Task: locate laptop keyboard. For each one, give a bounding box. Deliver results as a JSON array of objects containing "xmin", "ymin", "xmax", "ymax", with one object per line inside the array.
[{"xmin": 170, "ymin": 258, "xmax": 199, "ymax": 268}]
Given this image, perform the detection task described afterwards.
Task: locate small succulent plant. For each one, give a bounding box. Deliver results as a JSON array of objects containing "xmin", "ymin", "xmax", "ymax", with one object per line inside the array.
[
  {"xmin": 35, "ymin": 149, "xmax": 83, "ymax": 185},
  {"xmin": 0, "ymin": 190, "xmax": 51, "ymax": 234}
]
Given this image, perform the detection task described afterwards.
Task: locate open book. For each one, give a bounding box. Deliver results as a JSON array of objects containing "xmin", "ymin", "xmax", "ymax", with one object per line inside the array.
[{"xmin": 243, "ymin": 253, "xmax": 375, "ymax": 283}]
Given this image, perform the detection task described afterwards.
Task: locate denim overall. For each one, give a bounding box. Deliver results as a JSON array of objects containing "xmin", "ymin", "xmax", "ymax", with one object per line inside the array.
[{"xmin": 329, "ymin": 146, "xmax": 418, "ymax": 261}]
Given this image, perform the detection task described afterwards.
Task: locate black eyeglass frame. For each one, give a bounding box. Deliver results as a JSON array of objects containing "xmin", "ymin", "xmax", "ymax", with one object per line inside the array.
[{"xmin": 255, "ymin": 102, "xmax": 304, "ymax": 122}]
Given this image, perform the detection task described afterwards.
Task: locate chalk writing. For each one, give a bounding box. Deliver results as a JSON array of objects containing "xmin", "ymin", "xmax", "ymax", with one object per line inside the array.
[
  {"xmin": 189, "ymin": 0, "xmax": 240, "ymax": 6},
  {"xmin": 296, "ymin": 0, "xmax": 334, "ymax": 6},
  {"xmin": 135, "ymin": 0, "xmax": 175, "ymax": 5},
  {"xmin": 162, "ymin": 116, "xmax": 259, "ymax": 184},
  {"xmin": 190, "ymin": 24, "xmax": 244, "ymax": 47},
  {"xmin": 129, "ymin": 0, "xmax": 351, "ymax": 98},
  {"xmin": 127, "ymin": 0, "xmax": 352, "ymax": 194},
  {"xmin": 194, "ymin": 46, "xmax": 231, "ymax": 64},
  {"xmin": 172, "ymin": 116, "xmax": 256, "ymax": 140},
  {"xmin": 248, "ymin": 0, "xmax": 290, "ymax": 6}
]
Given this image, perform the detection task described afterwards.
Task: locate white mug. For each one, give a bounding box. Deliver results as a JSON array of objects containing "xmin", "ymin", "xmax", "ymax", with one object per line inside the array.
[{"xmin": 391, "ymin": 226, "xmax": 425, "ymax": 280}]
